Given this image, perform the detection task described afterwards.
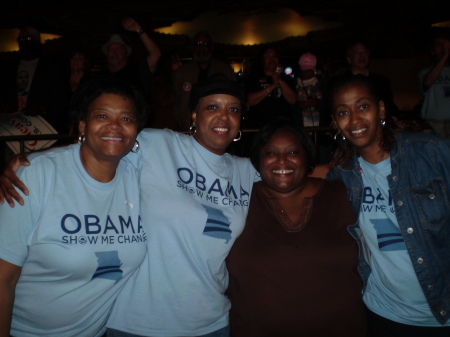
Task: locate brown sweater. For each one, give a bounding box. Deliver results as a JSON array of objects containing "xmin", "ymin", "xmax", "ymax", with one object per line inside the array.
[{"xmin": 226, "ymin": 180, "xmax": 366, "ymax": 337}]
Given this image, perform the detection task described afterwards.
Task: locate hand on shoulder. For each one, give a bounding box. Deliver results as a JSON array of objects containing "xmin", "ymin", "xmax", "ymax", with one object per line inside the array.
[{"xmin": 309, "ymin": 163, "xmax": 331, "ymax": 179}]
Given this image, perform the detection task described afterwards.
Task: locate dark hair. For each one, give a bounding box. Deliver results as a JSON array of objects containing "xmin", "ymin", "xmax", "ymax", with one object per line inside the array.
[
  {"xmin": 429, "ymin": 27, "xmax": 450, "ymax": 47},
  {"xmin": 345, "ymin": 41, "xmax": 370, "ymax": 58},
  {"xmin": 68, "ymin": 48, "xmax": 90, "ymax": 65},
  {"xmin": 248, "ymin": 45, "xmax": 280, "ymax": 76},
  {"xmin": 67, "ymin": 48, "xmax": 92, "ymax": 80},
  {"xmin": 250, "ymin": 118, "xmax": 317, "ymax": 173},
  {"xmin": 328, "ymin": 74, "xmax": 395, "ymax": 167},
  {"xmin": 259, "ymin": 45, "xmax": 279, "ymax": 64},
  {"xmin": 193, "ymin": 31, "xmax": 213, "ymax": 44},
  {"xmin": 69, "ymin": 77, "xmax": 149, "ymax": 132}
]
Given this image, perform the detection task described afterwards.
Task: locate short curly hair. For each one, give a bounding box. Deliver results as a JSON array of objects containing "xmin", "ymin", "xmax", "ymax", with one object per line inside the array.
[
  {"xmin": 250, "ymin": 118, "xmax": 317, "ymax": 174},
  {"xmin": 70, "ymin": 77, "xmax": 149, "ymax": 133}
]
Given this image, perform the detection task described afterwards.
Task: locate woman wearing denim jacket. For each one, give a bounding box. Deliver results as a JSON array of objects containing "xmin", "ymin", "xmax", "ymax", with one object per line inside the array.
[{"xmin": 327, "ymin": 74, "xmax": 450, "ymax": 337}]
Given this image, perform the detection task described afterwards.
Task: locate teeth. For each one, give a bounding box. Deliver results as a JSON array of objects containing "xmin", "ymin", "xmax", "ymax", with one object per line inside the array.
[
  {"xmin": 273, "ymin": 169, "xmax": 293, "ymax": 174},
  {"xmin": 101, "ymin": 137, "xmax": 123, "ymax": 141},
  {"xmin": 351, "ymin": 128, "xmax": 367, "ymax": 135},
  {"xmin": 213, "ymin": 127, "xmax": 229, "ymax": 132}
]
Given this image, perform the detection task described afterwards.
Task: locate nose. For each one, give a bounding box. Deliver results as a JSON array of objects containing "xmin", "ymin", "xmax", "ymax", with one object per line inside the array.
[
  {"xmin": 217, "ymin": 108, "xmax": 229, "ymax": 120},
  {"xmin": 107, "ymin": 118, "xmax": 122, "ymax": 130},
  {"xmin": 276, "ymin": 153, "xmax": 287, "ymax": 164},
  {"xmin": 349, "ymin": 110, "xmax": 361, "ymax": 125}
]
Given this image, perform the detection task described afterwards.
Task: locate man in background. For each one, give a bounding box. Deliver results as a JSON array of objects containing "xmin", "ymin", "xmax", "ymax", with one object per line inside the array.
[
  {"xmin": 100, "ymin": 17, "xmax": 161, "ymax": 115},
  {"xmin": 172, "ymin": 32, "xmax": 235, "ymax": 131},
  {"xmin": 419, "ymin": 32, "xmax": 450, "ymax": 138},
  {"xmin": 343, "ymin": 42, "xmax": 399, "ymax": 117}
]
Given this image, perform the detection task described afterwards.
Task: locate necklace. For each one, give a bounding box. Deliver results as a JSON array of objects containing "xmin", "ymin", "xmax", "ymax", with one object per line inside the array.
[{"xmin": 269, "ymin": 197, "xmax": 313, "ymax": 232}]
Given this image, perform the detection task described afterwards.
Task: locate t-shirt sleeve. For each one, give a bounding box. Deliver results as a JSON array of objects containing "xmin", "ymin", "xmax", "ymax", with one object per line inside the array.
[
  {"xmin": 253, "ymin": 170, "xmax": 261, "ymax": 182},
  {"xmin": 0, "ymin": 166, "xmax": 41, "ymax": 267}
]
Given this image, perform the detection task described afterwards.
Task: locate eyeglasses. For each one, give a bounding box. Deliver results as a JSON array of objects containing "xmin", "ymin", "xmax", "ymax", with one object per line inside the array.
[
  {"xmin": 18, "ymin": 36, "xmax": 34, "ymax": 43},
  {"xmin": 194, "ymin": 41, "xmax": 211, "ymax": 47}
]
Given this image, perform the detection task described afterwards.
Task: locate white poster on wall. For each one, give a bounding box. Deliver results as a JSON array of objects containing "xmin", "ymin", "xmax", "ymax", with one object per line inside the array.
[{"xmin": 0, "ymin": 113, "xmax": 58, "ymax": 154}]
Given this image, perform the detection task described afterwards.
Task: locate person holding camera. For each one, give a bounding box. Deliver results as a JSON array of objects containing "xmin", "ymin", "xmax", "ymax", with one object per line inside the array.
[{"xmin": 244, "ymin": 46, "xmax": 297, "ymax": 130}]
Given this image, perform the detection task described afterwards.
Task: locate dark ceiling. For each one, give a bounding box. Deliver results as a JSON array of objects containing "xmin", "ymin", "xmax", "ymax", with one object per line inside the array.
[{"xmin": 2, "ymin": 0, "xmax": 450, "ymax": 60}]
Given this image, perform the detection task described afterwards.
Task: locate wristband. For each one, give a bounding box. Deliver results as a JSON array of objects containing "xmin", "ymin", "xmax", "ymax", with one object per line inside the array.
[{"xmin": 136, "ymin": 28, "xmax": 144, "ymax": 36}]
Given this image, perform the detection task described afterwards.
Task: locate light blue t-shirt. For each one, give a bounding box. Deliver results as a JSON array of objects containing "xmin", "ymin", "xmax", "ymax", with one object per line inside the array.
[
  {"xmin": 359, "ymin": 156, "xmax": 447, "ymax": 326},
  {"xmin": 419, "ymin": 65, "xmax": 450, "ymax": 121},
  {"xmin": 0, "ymin": 144, "xmax": 147, "ymax": 337},
  {"xmin": 107, "ymin": 129, "xmax": 259, "ymax": 336}
]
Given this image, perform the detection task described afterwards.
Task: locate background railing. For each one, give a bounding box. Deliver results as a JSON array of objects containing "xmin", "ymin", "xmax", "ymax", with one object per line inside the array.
[
  {"xmin": 0, "ymin": 134, "xmax": 78, "ymax": 154},
  {"xmin": 0, "ymin": 127, "xmax": 335, "ymax": 170}
]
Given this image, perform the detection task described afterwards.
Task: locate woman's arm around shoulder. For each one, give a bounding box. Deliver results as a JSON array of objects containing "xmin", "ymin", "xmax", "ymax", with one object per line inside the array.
[
  {"xmin": 0, "ymin": 154, "xmax": 31, "ymax": 207},
  {"xmin": 310, "ymin": 163, "xmax": 331, "ymax": 179}
]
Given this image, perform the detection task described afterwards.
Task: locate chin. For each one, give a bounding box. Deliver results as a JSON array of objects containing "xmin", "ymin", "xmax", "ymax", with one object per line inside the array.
[{"xmin": 102, "ymin": 147, "xmax": 130, "ymax": 159}]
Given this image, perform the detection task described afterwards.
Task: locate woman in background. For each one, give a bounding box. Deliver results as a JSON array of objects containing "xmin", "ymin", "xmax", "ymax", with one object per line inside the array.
[
  {"xmin": 244, "ymin": 46, "xmax": 297, "ymax": 129},
  {"xmin": 68, "ymin": 48, "xmax": 92, "ymax": 94}
]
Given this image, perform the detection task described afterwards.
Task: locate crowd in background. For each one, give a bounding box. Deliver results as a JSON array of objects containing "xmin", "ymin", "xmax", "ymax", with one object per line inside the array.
[
  {"xmin": 0, "ymin": 19, "xmax": 448, "ymax": 144},
  {"xmin": 0, "ymin": 16, "xmax": 449, "ymax": 337}
]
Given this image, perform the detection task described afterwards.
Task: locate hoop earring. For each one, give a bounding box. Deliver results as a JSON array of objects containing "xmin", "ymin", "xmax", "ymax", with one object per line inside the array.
[
  {"xmin": 381, "ymin": 119, "xmax": 386, "ymax": 127},
  {"xmin": 130, "ymin": 140, "xmax": 140, "ymax": 153},
  {"xmin": 333, "ymin": 131, "xmax": 345, "ymax": 141},
  {"xmin": 189, "ymin": 122, "xmax": 196, "ymax": 135},
  {"xmin": 78, "ymin": 134, "xmax": 85, "ymax": 144},
  {"xmin": 233, "ymin": 130, "xmax": 242, "ymax": 142}
]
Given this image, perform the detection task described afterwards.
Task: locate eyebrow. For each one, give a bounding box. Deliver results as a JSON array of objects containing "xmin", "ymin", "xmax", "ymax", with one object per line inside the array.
[
  {"xmin": 334, "ymin": 96, "xmax": 369, "ymax": 109},
  {"xmin": 92, "ymin": 107, "xmax": 135, "ymax": 114},
  {"xmin": 356, "ymin": 97, "xmax": 370, "ymax": 103}
]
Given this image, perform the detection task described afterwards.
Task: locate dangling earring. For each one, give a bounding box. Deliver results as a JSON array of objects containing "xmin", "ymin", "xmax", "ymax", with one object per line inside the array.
[
  {"xmin": 233, "ymin": 130, "xmax": 242, "ymax": 142},
  {"xmin": 333, "ymin": 131, "xmax": 345, "ymax": 141},
  {"xmin": 78, "ymin": 134, "xmax": 85, "ymax": 144},
  {"xmin": 189, "ymin": 122, "xmax": 196, "ymax": 135},
  {"xmin": 130, "ymin": 140, "xmax": 140, "ymax": 153},
  {"xmin": 381, "ymin": 119, "xmax": 386, "ymax": 127}
]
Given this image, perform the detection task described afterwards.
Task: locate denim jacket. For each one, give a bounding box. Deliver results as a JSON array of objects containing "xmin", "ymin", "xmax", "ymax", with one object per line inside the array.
[{"xmin": 327, "ymin": 132, "xmax": 450, "ymax": 324}]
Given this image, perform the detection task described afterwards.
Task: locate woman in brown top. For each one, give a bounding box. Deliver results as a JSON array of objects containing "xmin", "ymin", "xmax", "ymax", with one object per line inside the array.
[{"xmin": 226, "ymin": 118, "xmax": 366, "ymax": 336}]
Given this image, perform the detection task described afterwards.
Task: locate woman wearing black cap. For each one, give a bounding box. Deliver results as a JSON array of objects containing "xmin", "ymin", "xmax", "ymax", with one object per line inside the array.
[
  {"xmin": 1, "ymin": 74, "xmax": 257, "ymax": 337},
  {"xmin": 105, "ymin": 74, "xmax": 257, "ymax": 337}
]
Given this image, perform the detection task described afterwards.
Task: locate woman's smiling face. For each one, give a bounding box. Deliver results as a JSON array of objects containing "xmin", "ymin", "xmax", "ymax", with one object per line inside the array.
[
  {"xmin": 79, "ymin": 93, "xmax": 137, "ymax": 162},
  {"xmin": 191, "ymin": 93, "xmax": 241, "ymax": 155},
  {"xmin": 259, "ymin": 129, "xmax": 308, "ymax": 197},
  {"xmin": 332, "ymin": 83, "xmax": 386, "ymax": 160}
]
